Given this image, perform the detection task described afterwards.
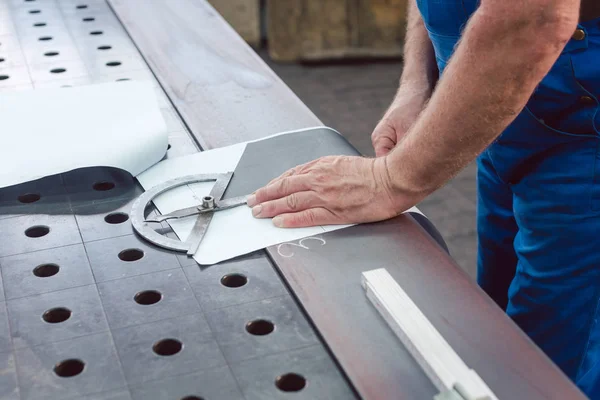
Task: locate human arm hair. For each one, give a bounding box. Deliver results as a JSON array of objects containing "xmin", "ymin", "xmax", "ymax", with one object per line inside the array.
[{"xmin": 381, "ymin": 0, "xmax": 580, "ymax": 201}]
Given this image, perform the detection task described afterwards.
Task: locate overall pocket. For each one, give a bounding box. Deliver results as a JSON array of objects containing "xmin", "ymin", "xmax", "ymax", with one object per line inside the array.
[
  {"xmin": 488, "ymin": 107, "xmax": 600, "ymax": 215},
  {"xmin": 526, "ymin": 53, "xmax": 598, "ymax": 136}
]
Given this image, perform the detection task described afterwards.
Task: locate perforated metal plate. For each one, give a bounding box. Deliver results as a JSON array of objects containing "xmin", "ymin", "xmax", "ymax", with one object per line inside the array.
[{"xmin": 0, "ymin": 1, "xmax": 356, "ymax": 399}]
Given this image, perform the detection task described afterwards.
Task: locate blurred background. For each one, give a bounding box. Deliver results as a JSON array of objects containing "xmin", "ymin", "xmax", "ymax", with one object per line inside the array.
[{"xmin": 208, "ymin": 0, "xmax": 478, "ymax": 279}]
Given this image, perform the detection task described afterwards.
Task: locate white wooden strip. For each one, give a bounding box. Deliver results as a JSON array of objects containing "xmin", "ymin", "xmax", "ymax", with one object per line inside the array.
[{"xmin": 361, "ymin": 268, "xmax": 497, "ymax": 400}]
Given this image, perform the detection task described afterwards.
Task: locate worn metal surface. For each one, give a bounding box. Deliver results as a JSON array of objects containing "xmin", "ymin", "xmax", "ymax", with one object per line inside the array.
[
  {"xmin": 0, "ymin": 1, "xmax": 356, "ymax": 399},
  {"xmin": 107, "ymin": 1, "xmax": 587, "ymax": 400}
]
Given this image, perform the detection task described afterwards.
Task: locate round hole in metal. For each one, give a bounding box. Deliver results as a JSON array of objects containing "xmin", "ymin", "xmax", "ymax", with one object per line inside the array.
[
  {"xmin": 18, "ymin": 193, "xmax": 41, "ymax": 203},
  {"xmin": 38, "ymin": 36, "xmax": 52, "ymax": 41},
  {"xmin": 25, "ymin": 225, "xmax": 50, "ymax": 238},
  {"xmin": 0, "ymin": 75, "xmax": 9, "ymax": 81},
  {"xmin": 116, "ymin": 78, "xmax": 130, "ymax": 81},
  {"xmin": 29, "ymin": 9, "xmax": 41, "ymax": 14},
  {"xmin": 275, "ymin": 373, "xmax": 306, "ymax": 392},
  {"xmin": 106, "ymin": 61, "xmax": 121, "ymax": 67},
  {"xmin": 134, "ymin": 290, "xmax": 162, "ymax": 305},
  {"xmin": 97, "ymin": 45, "xmax": 112, "ymax": 50},
  {"xmin": 118, "ymin": 248, "xmax": 144, "ymax": 262},
  {"xmin": 90, "ymin": 30, "xmax": 103, "ymax": 35},
  {"xmin": 245, "ymin": 319, "xmax": 274, "ymax": 336},
  {"xmin": 54, "ymin": 359, "xmax": 84, "ymax": 377},
  {"xmin": 152, "ymin": 338, "xmax": 182, "ymax": 356},
  {"xmin": 0, "ymin": 58, "xmax": 4, "ymax": 63},
  {"xmin": 93, "ymin": 181, "xmax": 115, "ymax": 191},
  {"xmin": 220, "ymin": 273, "xmax": 248, "ymax": 288},
  {"xmin": 44, "ymin": 51, "xmax": 59, "ymax": 57},
  {"xmin": 82, "ymin": 17, "xmax": 95, "ymax": 22},
  {"xmin": 33, "ymin": 263, "xmax": 59, "ymax": 277},
  {"xmin": 33, "ymin": 22, "xmax": 46, "ymax": 27},
  {"xmin": 50, "ymin": 68, "xmax": 66, "ymax": 74},
  {"xmin": 76, "ymin": 4, "xmax": 88, "ymax": 9},
  {"xmin": 104, "ymin": 212, "xmax": 129, "ymax": 224},
  {"xmin": 42, "ymin": 307, "xmax": 71, "ymax": 323},
  {"xmin": 180, "ymin": 397, "xmax": 204, "ymax": 400}
]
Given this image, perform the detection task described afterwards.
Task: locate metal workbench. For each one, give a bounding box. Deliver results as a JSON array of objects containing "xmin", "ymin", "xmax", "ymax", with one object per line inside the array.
[{"xmin": 0, "ymin": 0, "xmax": 587, "ymax": 399}]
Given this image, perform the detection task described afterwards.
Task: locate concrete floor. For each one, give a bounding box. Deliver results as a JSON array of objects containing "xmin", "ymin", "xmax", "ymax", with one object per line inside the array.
[{"xmin": 260, "ymin": 52, "xmax": 478, "ymax": 279}]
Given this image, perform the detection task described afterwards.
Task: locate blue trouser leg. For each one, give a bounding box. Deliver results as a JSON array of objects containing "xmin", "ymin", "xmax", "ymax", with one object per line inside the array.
[
  {"xmin": 476, "ymin": 152, "xmax": 518, "ymax": 310},
  {"xmin": 478, "ymin": 107, "xmax": 600, "ymax": 398},
  {"xmin": 413, "ymin": 4, "xmax": 600, "ymax": 393},
  {"xmin": 474, "ymin": 18, "xmax": 600, "ymax": 397}
]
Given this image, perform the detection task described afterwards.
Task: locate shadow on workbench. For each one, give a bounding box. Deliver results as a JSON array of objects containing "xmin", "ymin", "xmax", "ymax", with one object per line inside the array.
[
  {"xmin": 0, "ymin": 167, "xmax": 138, "ymax": 217},
  {"xmin": 259, "ymin": 50, "xmax": 478, "ymax": 279},
  {"xmin": 0, "ymin": 167, "xmax": 181, "ymax": 262}
]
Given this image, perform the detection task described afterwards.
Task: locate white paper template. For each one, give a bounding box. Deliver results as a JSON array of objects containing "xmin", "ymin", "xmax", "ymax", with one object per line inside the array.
[
  {"xmin": 135, "ymin": 132, "xmax": 346, "ymax": 264},
  {"xmin": 0, "ymin": 81, "xmax": 168, "ymax": 188},
  {"xmin": 136, "ymin": 129, "xmax": 423, "ymax": 265}
]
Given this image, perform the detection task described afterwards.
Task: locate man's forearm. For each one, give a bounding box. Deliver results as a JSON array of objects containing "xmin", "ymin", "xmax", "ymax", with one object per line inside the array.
[
  {"xmin": 384, "ymin": 0, "xmax": 580, "ymax": 200},
  {"xmin": 398, "ymin": 0, "xmax": 438, "ymax": 95}
]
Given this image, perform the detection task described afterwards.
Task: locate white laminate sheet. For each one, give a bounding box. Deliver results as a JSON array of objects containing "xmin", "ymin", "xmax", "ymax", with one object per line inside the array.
[{"xmin": 0, "ymin": 81, "xmax": 168, "ymax": 188}]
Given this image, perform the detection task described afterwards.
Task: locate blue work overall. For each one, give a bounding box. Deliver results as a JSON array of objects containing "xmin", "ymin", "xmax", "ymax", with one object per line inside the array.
[{"xmin": 415, "ymin": 1, "xmax": 600, "ymax": 397}]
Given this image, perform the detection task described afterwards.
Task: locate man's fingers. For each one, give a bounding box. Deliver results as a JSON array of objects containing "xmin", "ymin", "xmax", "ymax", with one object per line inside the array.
[
  {"xmin": 272, "ymin": 208, "xmax": 337, "ymax": 228},
  {"xmin": 375, "ymin": 146, "xmax": 392, "ymax": 157},
  {"xmin": 247, "ymin": 175, "xmax": 312, "ymax": 206},
  {"xmin": 251, "ymin": 191, "xmax": 320, "ymax": 218},
  {"xmin": 265, "ymin": 167, "xmax": 298, "ymax": 187},
  {"xmin": 372, "ymin": 136, "xmax": 396, "ymax": 157},
  {"xmin": 265, "ymin": 158, "xmax": 322, "ymax": 187}
]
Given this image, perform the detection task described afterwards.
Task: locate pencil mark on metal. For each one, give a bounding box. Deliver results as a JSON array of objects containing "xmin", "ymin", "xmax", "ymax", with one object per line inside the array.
[{"xmin": 277, "ymin": 236, "xmax": 326, "ymax": 258}]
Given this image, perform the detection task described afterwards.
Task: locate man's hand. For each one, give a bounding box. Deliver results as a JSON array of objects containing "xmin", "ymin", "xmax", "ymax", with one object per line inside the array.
[
  {"xmin": 246, "ymin": 155, "xmax": 415, "ymax": 228},
  {"xmin": 371, "ymin": 88, "xmax": 430, "ymax": 157}
]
